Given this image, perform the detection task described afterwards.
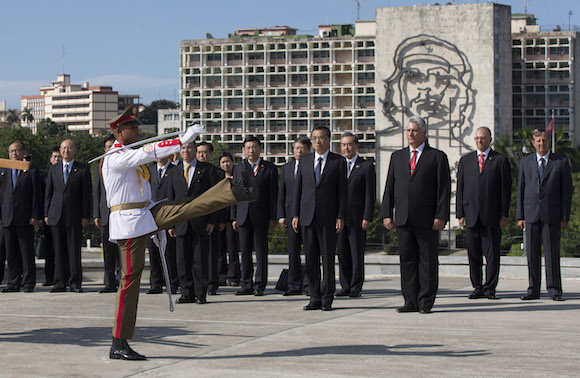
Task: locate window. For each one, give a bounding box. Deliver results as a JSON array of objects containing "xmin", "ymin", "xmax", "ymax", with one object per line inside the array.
[
  {"xmin": 357, "ymin": 49, "xmax": 375, "ymax": 57},
  {"xmin": 207, "ymin": 53, "xmax": 221, "ymax": 61},
  {"xmin": 291, "ymin": 51, "xmax": 307, "ymax": 59}
]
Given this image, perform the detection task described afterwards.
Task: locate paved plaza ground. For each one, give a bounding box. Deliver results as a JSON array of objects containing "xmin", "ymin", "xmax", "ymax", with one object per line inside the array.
[{"xmin": 0, "ymin": 270, "xmax": 578, "ymax": 377}]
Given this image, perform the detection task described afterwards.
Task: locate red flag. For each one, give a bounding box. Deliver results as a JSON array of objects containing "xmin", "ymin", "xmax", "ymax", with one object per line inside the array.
[{"xmin": 546, "ymin": 118, "xmax": 554, "ymax": 136}]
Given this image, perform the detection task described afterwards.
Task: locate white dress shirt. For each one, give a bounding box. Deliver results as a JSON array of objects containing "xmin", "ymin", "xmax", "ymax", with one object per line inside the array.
[
  {"xmin": 408, "ymin": 142, "xmax": 426, "ymax": 164},
  {"xmin": 314, "ymin": 149, "xmax": 330, "ymax": 174}
]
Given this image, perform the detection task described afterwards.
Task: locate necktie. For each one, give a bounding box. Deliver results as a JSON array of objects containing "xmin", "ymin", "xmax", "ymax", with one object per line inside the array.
[
  {"xmin": 315, "ymin": 157, "xmax": 322, "ymax": 184},
  {"xmin": 348, "ymin": 161, "xmax": 353, "ymax": 178},
  {"xmin": 253, "ymin": 163, "xmax": 259, "ymax": 176},
  {"xmin": 12, "ymin": 169, "xmax": 18, "ymax": 189},
  {"xmin": 479, "ymin": 153, "xmax": 485, "ymax": 173},
  {"xmin": 410, "ymin": 150, "xmax": 417, "ymax": 176},
  {"xmin": 184, "ymin": 163, "xmax": 191, "ymax": 184},
  {"xmin": 294, "ymin": 162, "xmax": 299, "ymax": 178},
  {"xmin": 159, "ymin": 168, "xmax": 163, "ymax": 181},
  {"xmin": 63, "ymin": 163, "xmax": 69, "ymax": 184},
  {"xmin": 539, "ymin": 157, "xmax": 545, "ymax": 181}
]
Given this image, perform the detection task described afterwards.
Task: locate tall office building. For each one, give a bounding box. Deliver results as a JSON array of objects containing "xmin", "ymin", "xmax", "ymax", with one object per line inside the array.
[
  {"xmin": 21, "ymin": 74, "xmax": 139, "ymax": 134},
  {"xmin": 180, "ymin": 22, "xmax": 376, "ymax": 164},
  {"xmin": 512, "ymin": 15, "xmax": 580, "ymax": 146}
]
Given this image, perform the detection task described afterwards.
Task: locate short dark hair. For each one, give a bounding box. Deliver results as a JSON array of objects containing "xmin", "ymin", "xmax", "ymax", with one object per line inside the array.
[
  {"xmin": 104, "ymin": 134, "xmax": 116, "ymax": 148},
  {"xmin": 9, "ymin": 140, "xmax": 26, "ymax": 152},
  {"xmin": 243, "ymin": 135, "xmax": 262, "ymax": 147},
  {"xmin": 294, "ymin": 136, "xmax": 312, "ymax": 149},
  {"xmin": 311, "ymin": 126, "xmax": 331, "ymax": 139},
  {"xmin": 50, "ymin": 147, "xmax": 60, "ymax": 154},
  {"xmin": 218, "ymin": 151, "xmax": 234, "ymax": 162},
  {"xmin": 198, "ymin": 141, "xmax": 214, "ymax": 152},
  {"xmin": 533, "ymin": 128, "xmax": 547, "ymax": 138},
  {"xmin": 341, "ymin": 132, "xmax": 359, "ymax": 144}
]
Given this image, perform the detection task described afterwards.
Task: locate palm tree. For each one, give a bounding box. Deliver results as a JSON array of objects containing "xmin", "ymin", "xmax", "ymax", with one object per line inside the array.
[
  {"xmin": 21, "ymin": 108, "xmax": 34, "ymax": 124},
  {"xmin": 6, "ymin": 109, "xmax": 20, "ymax": 129}
]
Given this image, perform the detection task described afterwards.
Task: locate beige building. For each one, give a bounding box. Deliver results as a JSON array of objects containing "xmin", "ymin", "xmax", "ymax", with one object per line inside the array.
[
  {"xmin": 180, "ymin": 23, "xmax": 376, "ymax": 164},
  {"xmin": 21, "ymin": 74, "xmax": 139, "ymax": 134},
  {"xmin": 512, "ymin": 15, "xmax": 580, "ymax": 146}
]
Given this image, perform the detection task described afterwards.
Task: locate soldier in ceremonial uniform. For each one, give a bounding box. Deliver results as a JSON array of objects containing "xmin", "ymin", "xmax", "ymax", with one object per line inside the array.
[{"xmin": 102, "ymin": 105, "xmax": 255, "ymax": 360}]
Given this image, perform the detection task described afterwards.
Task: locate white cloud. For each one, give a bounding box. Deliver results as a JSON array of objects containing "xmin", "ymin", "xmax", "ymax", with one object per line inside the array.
[{"xmin": 0, "ymin": 80, "xmax": 48, "ymax": 109}]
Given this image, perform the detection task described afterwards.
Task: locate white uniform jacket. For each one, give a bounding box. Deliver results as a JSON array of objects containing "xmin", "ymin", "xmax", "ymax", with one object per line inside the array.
[{"xmin": 103, "ymin": 139, "xmax": 181, "ymax": 241}]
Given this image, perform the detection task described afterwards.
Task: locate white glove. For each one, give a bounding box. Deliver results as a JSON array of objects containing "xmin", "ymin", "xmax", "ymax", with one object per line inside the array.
[
  {"xmin": 151, "ymin": 230, "xmax": 167, "ymax": 253},
  {"xmin": 180, "ymin": 124, "xmax": 207, "ymax": 145}
]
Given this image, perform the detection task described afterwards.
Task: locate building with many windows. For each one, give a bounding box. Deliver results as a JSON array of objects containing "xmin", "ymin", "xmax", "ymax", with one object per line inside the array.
[
  {"xmin": 21, "ymin": 74, "xmax": 139, "ymax": 134},
  {"xmin": 180, "ymin": 23, "xmax": 376, "ymax": 164},
  {"xmin": 512, "ymin": 14, "xmax": 580, "ymax": 146}
]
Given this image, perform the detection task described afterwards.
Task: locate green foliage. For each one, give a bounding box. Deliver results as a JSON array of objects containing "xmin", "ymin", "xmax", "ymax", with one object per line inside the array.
[
  {"xmin": 21, "ymin": 108, "xmax": 34, "ymax": 123},
  {"xmin": 268, "ymin": 224, "xmax": 287, "ymax": 254},
  {"xmin": 139, "ymin": 99, "xmax": 179, "ymax": 125},
  {"xmin": 36, "ymin": 118, "xmax": 66, "ymax": 138},
  {"xmin": 561, "ymin": 172, "xmax": 580, "ymax": 257},
  {"xmin": 366, "ymin": 201, "xmax": 397, "ymax": 252},
  {"xmin": 210, "ymin": 140, "xmax": 229, "ymax": 166}
]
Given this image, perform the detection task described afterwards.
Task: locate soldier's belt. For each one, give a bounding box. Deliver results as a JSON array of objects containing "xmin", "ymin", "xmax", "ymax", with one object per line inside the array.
[{"xmin": 110, "ymin": 201, "xmax": 148, "ymax": 213}]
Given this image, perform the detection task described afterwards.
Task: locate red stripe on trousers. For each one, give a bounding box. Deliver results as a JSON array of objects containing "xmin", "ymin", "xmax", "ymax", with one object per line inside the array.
[{"xmin": 115, "ymin": 238, "xmax": 132, "ymax": 338}]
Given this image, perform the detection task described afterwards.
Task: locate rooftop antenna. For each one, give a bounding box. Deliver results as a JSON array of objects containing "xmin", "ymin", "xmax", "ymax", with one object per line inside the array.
[
  {"xmin": 61, "ymin": 45, "xmax": 65, "ymax": 74},
  {"xmin": 354, "ymin": 0, "xmax": 360, "ymax": 21},
  {"xmin": 569, "ymin": 10, "xmax": 573, "ymax": 32},
  {"xmin": 524, "ymin": 0, "xmax": 527, "ymax": 15}
]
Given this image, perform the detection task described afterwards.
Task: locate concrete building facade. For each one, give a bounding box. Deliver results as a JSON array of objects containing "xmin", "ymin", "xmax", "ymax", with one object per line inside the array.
[
  {"xmin": 157, "ymin": 108, "xmax": 181, "ymax": 135},
  {"xmin": 21, "ymin": 74, "xmax": 139, "ymax": 134},
  {"xmin": 180, "ymin": 23, "xmax": 376, "ymax": 164},
  {"xmin": 374, "ymin": 3, "xmax": 513, "ymax": 207}
]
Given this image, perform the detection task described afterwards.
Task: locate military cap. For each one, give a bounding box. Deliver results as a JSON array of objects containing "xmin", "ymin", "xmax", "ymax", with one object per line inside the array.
[{"xmin": 107, "ymin": 105, "xmax": 140, "ymax": 130}]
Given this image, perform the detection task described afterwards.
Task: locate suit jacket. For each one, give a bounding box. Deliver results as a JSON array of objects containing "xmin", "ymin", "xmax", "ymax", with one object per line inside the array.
[
  {"xmin": 167, "ymin": 160, "xmax": 219, "ymax": 236},
  {"xmin": 292, "ymin": 151, "xmax": 347, "ymax": 227},
  {"xmin": 456, "ymin": 149, "xmax": 512, "ymax": 228},
  {"xmin": 0, "ymin": 166, "xmax": 43, "ymax": 227},
  {"xmin": 93, "ymin": 163, "xmax": 110, "ymax": 226},
  {"xmin": 147, "ymin": 161, "xmax": 176, "ymax": 202},
  {"xmin": 45, "ymin": 160, "xmax": 92, "ymax": 227},
  {"xmin": 516, "ymin": 152, "xmax": 573, "ymax": 224},
  {"xmin": 232, "ymin": 158, "xmax": 278, "ymax": 227},
  {"xmin": 277, "ymin": 160, "xmax": 299, "ymax": 221},
  {"xmin": 379, "ymin": 144, "xmax": 450, "ymax": 228},
  {"xmin": 345, "ymin": 156, "xmax": 376, "ymax": 228}
]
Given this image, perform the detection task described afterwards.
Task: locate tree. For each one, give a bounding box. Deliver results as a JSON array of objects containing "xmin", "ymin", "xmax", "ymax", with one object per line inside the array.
[
  {"xmin": 138, "ymin": 100, "xmax": 179, "ymax": 125},
  {"xmin": 36, "ymin": 118, "xmax": 66, "ymax": 138},
  {"xmin": 21, "ymin": 108, "xmax": 34, "ymax": 124},
  {"xmin": 6, "ymin": 109, "xmax": 20, "ymax": 128}
]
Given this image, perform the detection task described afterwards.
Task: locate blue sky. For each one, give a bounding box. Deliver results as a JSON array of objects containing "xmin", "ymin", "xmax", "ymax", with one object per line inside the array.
[{"xmin": 1, "ymin": 0, "xmax": 579, "ymax": 109}]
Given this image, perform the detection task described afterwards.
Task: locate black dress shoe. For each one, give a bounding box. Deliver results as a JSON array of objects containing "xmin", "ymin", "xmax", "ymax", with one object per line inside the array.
[
  {"xmin": 196, "ymin": 298, "xmax": 207, "ymax": 304},
  {"xmin": 235, "ymin": 289, "xmax": 254, "ymax": 295},
  {"xmin": 396, "ymin": 305, "xmax": 419, "ymax": 313},
  {"xmin": 50, "ymin": 286, "xmax": 67, "ymax": 293},
  {"xmin": 335, "ymin": 290, "xmax": 350, "ymax": 297},
  {"xmin": 23, "ymin": 287, "xmax": 34, "ymax": 293},
  {"xmin": 321, "ymin": 304, "xmax": 333, "ymax": 311},
  {"xmin": 207, "ymin": 290, "xmax": 218, "ymax": 296},
  {"xmin": 487, "ymin": 294, "xmax": 499, "ymax": 300},
  {"xmin": 99, "ymin": 286, "xmax": 117, "ymax": 293},
  {"xmin": 70, "ymin": 287, "xmax": 84, "ymax": 293},
  {"xmin": 176, "ymin": 295, "xmax": 196, "ymax": 304},
  {"xmin": 552, "ymin": 295, "xmax": 564, "ymax": 301},
  {"xmin": 349, "ymin": 292, "xmax": 361, "ymax": 298},
  {"xmin": 42, "ymin": 281, "xmax": 53, "ymax": 287},
  {"xmin": 419, "ymin": 308, "xmax": 432, "ymax": 314},
  {"xmin": 231, "ymin": 161, "xmax": 258, "ymax": 202},
  {"xmin": 283, "ymin": 290, "xmax": 302, "ymax": 296},
  {"xmin": 467, "ymin": 290, "xmax": 486, "ymax": 299},
  {"xmin": 520, "ymin": 294, "xmax": 540, "ymax": 300},
  {"xmin": 254, "ymin": 290, "xmax": 264, "ymax": 296},
  {"xmin": 146, "ymin": 287, "xmax": 163, "ymax": 294},
  {"xmin": 1, "ymin": 286, "xmax": 20, "ymax": 293},
  {"xmin": 303, "ymin": 302, "xmax": 322, "ymax": 311},
  {"xmin": 228, "ymin": 281, "xmax": 240, "ymax": 287},
  {"xmin": 110, "ymin": 337, "xmax": 146, "ymax": 361}
]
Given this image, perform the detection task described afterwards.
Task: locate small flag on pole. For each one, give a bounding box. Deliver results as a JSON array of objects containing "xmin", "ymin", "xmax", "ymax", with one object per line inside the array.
[{"xmin": 546, "ymin": 117, "xmax": 554, "ymax": 136}]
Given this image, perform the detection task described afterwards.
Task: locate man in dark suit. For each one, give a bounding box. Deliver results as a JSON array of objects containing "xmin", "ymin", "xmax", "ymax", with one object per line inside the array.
[
  {"xmin": 0, "ymin": 141, "xmax": 42, "ymax": 293},
  {"xmin": 380, "ymin": 116, "xmax": 450, "ymax": 314},
  {"xmin": 337, "ymin": 132, "xmax": 376, "ymax": 298},
  {"xmin": 145, "ymin": 156, "xmax": 178, "ymax": 295},
  {"xmin": 196, "ymin": 141, "xmax": 223, "ymax": 295},
  {"xmin": 44, "ymin": 139, "xmax": 92, "ymax": 293},
  {"xmin": 232, "ymin": 136, "xmax": 278, "ymax": 296},
  {"xmin": 277, "ymin": 136, "xmax": 311, "ymax": 296},
  {"xmin": 42, "ymin": 147, "xmax": 62, "ymax": 286},
  {"xmin": 292, "ymin": 126, "xmax": 347, "ymax": 311},
  {"xmin": 93, "ymin": 135, "xmax": 121, "ymax": 293},
  {"xmin": 457, "ymin": 127, "xmax": 512, "ymax": 300},
  {"xmin": 167, "ymin": 141, "xmax": 219, "ymax": 304},
  {"xmin": 517, "ymin": 128, "xmax": 573, "ymax": 301}
]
